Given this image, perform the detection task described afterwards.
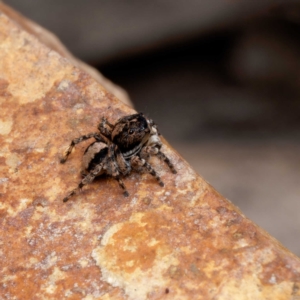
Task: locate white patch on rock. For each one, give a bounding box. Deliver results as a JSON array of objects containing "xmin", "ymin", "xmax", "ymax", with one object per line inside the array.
[
  {"xmin": 0, "ymin": 118, "xmax": 13, "ymax": 135},
  {"xmin": 91, "ymin": 212, "xmax": 179, "ymax": 300}
]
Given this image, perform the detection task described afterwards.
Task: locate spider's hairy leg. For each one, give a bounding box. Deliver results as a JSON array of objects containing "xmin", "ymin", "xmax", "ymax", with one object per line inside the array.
[
  {"xmin": 140, "ymin": 146, "xmax": 177, "ymax": 174},
  {"xmin": 156, "ymin": 150, "xmax": 177, "ymax": 174},
  {"xmin": 113, "ymin": 176, "xmax": 129, "ymax": 197},
  {"xmin": 109, "ymin": 163, "xmax": 130, "ymax": 197},
  {"xmin": 107, "ymin": 145, "xmax": 130, "ymax": 197},
  {"xmin": 115, "ymin": 146, "xmax": 131, "ymax": 175},
  {"xmin": 60, "ymin": 132, "xmax": 103, "ymax": 164},
  {"xmin": 98, "ymin": 117, "xmax": 113, "ymax": 139},
  {"xmin": 107, "ymin": 156, "xmax": 129, "ymax": 197},
  {"xmin": 118, "ymin": 113, "xmax": 143, "ymax": 122},
  {"xmin": 131, "ymin": 156, "xmax": 164, "ymax": 187},
  {"xmin": 63, "ymin": 163, "xmax": 103, "ymax": 202}
]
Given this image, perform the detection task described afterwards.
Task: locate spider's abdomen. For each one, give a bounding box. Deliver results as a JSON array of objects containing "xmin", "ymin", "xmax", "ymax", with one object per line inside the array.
[{"xmin": 82, "ymin": 141, "xmax": 108, "ymax": 172}]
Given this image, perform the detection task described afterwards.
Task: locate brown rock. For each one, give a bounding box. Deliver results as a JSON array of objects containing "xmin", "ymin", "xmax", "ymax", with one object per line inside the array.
[
  {"xmin": 0, "ymin": 2, "xmax": 132, "ymax": 107},
  {"xmin": 0, "ymin": 6, "xmax": 299, "ymax": 300}
]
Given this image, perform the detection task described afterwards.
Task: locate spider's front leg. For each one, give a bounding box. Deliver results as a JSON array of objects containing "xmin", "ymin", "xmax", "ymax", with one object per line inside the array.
[
  {"xmin": 131, "ymin": 155, "xmax": 164, "ymax": 187},
  {"xmin": 60, "ymin": 132, "xmax": 103, "ymax": 163},
  {"xmin": 140, "ymin": 145, "xmax": 177, "ymax": 174},
  {"xmin": 98, "ymin": 117, "xmax": 113, "ymax": 140},
  {"xmin": 156, "ymin": 150, "xmax": 177, "ymax": 174}
]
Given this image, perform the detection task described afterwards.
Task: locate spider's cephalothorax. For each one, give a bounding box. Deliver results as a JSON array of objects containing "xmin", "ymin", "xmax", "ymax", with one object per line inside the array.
[{"xmin": 60, "ymin": 113, "xmax": 176, "ymax": 202}]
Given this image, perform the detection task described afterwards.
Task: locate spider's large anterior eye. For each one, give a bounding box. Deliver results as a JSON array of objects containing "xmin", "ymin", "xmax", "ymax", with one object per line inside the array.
[{"xmin": 129, "ymin": 129, "xmax": 134, "ymax": 134}]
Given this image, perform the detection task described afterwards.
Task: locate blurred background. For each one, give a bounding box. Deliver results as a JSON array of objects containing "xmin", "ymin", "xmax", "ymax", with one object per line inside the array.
[{"xmin": 5, "ymin": 0, "xmax": 300, "ymax": 255}]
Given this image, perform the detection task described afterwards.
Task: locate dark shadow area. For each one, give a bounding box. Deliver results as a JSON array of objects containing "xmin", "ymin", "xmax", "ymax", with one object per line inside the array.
[{"xmin": 98, "ymin": 20, "xmax": 300, "ymax": 143}]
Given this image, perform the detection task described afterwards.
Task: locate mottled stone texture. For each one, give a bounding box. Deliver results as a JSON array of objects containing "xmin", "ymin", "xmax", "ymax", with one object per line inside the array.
[
  {"xmin": 0, "ymin": 2, "xmax": 131, "ymax": 107},
  {"xmin": 0, "ymin": 9, "xmax": 300, "ymax": 300}
]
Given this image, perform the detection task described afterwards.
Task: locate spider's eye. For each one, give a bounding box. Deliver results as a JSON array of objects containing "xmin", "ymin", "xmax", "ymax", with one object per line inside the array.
[{"xmin": 129, "ymin": 129, "xmax": 134, "ymax": 134}]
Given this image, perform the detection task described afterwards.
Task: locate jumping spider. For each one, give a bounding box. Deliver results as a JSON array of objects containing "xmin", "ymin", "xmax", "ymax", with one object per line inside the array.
[{"xmin": 60, "ymin": 113, "xmax": 177, "ymax": 202}]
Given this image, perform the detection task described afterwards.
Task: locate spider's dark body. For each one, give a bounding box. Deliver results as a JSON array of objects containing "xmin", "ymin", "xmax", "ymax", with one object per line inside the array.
[{"xmin": 61, "ymin": 113, "xmax": 176, "ymax": 202}]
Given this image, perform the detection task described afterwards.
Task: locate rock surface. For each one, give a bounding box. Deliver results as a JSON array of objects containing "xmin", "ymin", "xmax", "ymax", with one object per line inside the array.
[
  {"xmin": 0, "ymin": 1, "xmax": 131, "ymax": 107},
  {"xmin": 0, "ymin": 8, "xmax": 300, "ymax": 300}
]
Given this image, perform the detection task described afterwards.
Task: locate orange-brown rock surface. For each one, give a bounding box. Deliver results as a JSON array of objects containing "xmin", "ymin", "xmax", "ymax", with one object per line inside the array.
[
  {"xmin": 0, "ymin": 2, "xmax": 131, "ymax": 108},
  {"xmin": 0, "ymin": 6, "xmax": 300, "ymax": 300}
]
